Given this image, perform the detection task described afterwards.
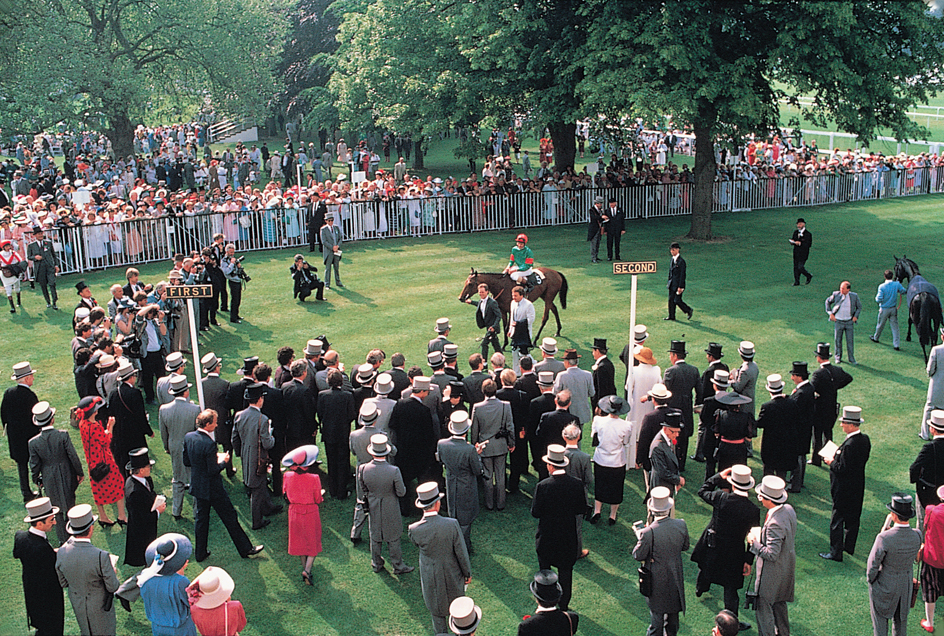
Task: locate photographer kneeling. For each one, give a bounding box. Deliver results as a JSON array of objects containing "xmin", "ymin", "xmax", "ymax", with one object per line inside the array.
[
  {"xmin": 221, "ymin": 243, "xmax": 247, "ymax": 324},
  {"xmin": 290, "ymin": 254, "xmax": 324, "ymax": 302}
]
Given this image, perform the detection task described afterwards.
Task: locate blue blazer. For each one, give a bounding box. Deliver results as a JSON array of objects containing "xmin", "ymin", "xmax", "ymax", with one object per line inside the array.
[{"xmin": 183, "ymin": 429, "xmax": 226, "ymax": 500}]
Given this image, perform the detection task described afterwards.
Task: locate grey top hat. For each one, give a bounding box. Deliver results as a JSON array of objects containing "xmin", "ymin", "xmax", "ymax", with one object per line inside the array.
[
  {"xmin": 304, "ymin": 339, "xmax": 323, "ymax": 356},
  {"xmin": 144, "ymin": 533, "xmax": 193, "ymax": 575},
  {"xmin": 24, "ymin": 497, "xmax": 59, "ymax": 523},
  {"xmin": 593, "ymin": 195, "xmax": 605, "ymax": 204},
  {"xmin": 930, "ymin": 409, "xmax": 944, "ymax": 432},
  {"xmin": 66, "ymin": 504, "xmax": 97, "ymax": 535},
  {"xmin": 415, "ymin": 481, "xmax": 445, "ymax": 509},
  {"xmin": 840, "ymin": 405, "xmax": 864, "ymax": 425},
  {"xmin": 356, "ymin": 364, "xmax": 377, "ymax": 384},
  {"xmin": 540, "ymin": 337, "xmax": 558, "ymax": 355},
  {"xmin": 887, "ymin": 492, "xmax": 916, "ymax": 520},
  {"xmin": 373, "ymin": 372, "xmax": 394, "ymax": 395},
  {"xmin": 359, "ymin": 401, "xmax": 379, "ymax": 424},
  {"xmin": 201, "ymin": 352, "xmax": 222, "ymax": 373},
  {"xmin": 126, "ymin": 447, "xmax": 155, "ymax": 472},
  {"xmin": 598, "ymin": 395, "xmax": 630, "ymax": 416},
  {"xmin": 633, "ymin": 325, "xmax": 649, "ymax": 343},
  {"xmin": 536, "ymin": 371, "xmax": 555, "ymax": 387},
  {"xmin": 95, "ymin": 354, "xmax": 117, "ymax": 370},
  {"xmin": 434, "ymin": 317, "xmax": 451, "ymax": 333},
  {"xmin": 427, "ymin": 351, "xmax": 445, "ymax": 368},
  {"xmin": 165, "ymin": 352, "xmax": 185, "ymax": 371},
  {"xmin": 712, "ymin": 369, "xmax": 730, "ymax": 388},
  {"xmin": 530, "ymin": 569, "xmax": 563, "ymax": 605},
  {"xmin": 647, "ymin": 486, "xmax": 674, "ymax": 513},
  {"xmin": 11, "ymin": 361, "xmax": 35, "ymax": 381},
  {"xmin": 32, "ymin": 401, "xmax": 55, "ymax": 426},
  {"xmin": 448, "ymin": 597, "xmax": 482, "ymax": 635},
  {"xmin": 369, "ymin": 433, "xmax": 391, "ymax": 456},
  {"xmin": 756, "ymin": 475, "xmax": 788, "ymax": 504},
  {"xmin": 543, "ymin": 444, "xmax": 570, "ymax": 468},
  {"xmin": 169, "ymin": 374, "xmax": 192, "ymax": 395},
  {"xmin": 443, "ymin": 343, "xmax": 459, "ymax": 359},
  {"xmin": 765, "ymin": 373, "xmax": 784, "ymax": 393},
  {"xmin": 448, "ymin": 410, "xmax": 471, "ymax": 436},
  {"xmin": 738, "ymin": 341, "xmax": 756, "ymax": 359},
  {"xmin": 412, "ymin": 376, "xmax": 431, "ymax": 392},
  {"xmin": 728, "ymin": 464, "xmax": 755, "ymax": 491}
]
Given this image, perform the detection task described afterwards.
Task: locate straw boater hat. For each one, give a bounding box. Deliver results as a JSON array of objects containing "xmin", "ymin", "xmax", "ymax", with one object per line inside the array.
[
  {"xmin": 633, "ymin": 347, "xmax": 657, "ymax": 366},
  {"xmin": 191, "ymin": 567, "xmax": 236, "ymax": 609},
  {"xmin": 66, "ymin": 504, "xmax": 97, "ymax": 535},
  {"xmin": 32, "ymin": 401, "xmax": 55, "ymax": 426},
  {"xmin": 765, "ymin": 374, "xmax": 784, "ymax": 393},
  {"xmin": 304, "ymin": 339, "xmax": 323, "ymax": 357},
  {"xmin": 738, "ymin": 341, "xmax": 756, "ymax": 359},
  {"xmin": 23, "ymin": 497, "xmax": 58, "ymax": 524},
  {"xmin": 368, "ymin": 434, "xmax": 392, "ymax": 456},
  {"xmin": 448, "ymin": 597, "xmax": 482, "ymax": 636},
  {"xmin": 434, "ymin": 318, "xmax": 451, "ymax": 333},
  {"xmin": 415, "ymin": 481, "xmax": 445, "ymax": 509},
  {"xmin": 201, "ymin": 352, "xmax": 222, "ymax": 374},
  {"xmin": 448, "ymin": 411, "xmax": 471, "ymax": 436},
  {"xmin": 540, "ymin": 338, "xmax": 558, "ymax": 355},
  {"xmin": 647, "ymin": 486, "xmax": 674, "ymax": 513},
  {"xmin": 543, "ymin": 444, "xmax": 570, "ymax": 468},
  {"xmin": 281, "ymin": 444, "xmax": 319, "ymax": 469},
  {"xmin": 11, "ymin": 361, "xmax": 35, "ymax": 381},
  {"xmin": 728, "ymin": 464, "xmax": 755, "ymax": 491},
  {"xmin": 359, "ymin": 402, "xmax": 379, "ymax": 425},
  {"xmin": 530, "ymin": 569, "xmax": 563, "ymax": 605},
  {"xmin": 165, "ymin": 352, "xmax": 185, "ymax": 372},
  {"xmin": 756, "ymin": 475, "xmax": 788, "ymax": 504},
  {"xmin": 126, "ymin": 447, "xmax": 155, "ymax": 472},
  {"xmin": 886, "ymin": 493, "xmax": 916, "ymax": 520},
  {"xmin": 169, "ymin": 375, "xmax": 192, "ymax": 396},
  {"xmin": 373, "ymin": 372, "xmax": 394, "ymax": 395}
]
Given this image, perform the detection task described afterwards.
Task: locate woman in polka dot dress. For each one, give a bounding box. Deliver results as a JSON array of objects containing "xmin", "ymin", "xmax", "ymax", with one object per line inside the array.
[{"xmin": 77, "ymin": 395, "xmax": 127, "ymax": 526}]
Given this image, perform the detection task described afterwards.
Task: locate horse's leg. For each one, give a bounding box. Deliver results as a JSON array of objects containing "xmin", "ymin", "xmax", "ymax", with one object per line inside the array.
[
  {"xmin": 550, "ymin": 302, "xmax": 562, "ymax": 336},
  {"xmin": 534, "ymin": 300, "xmax": 551, "ymax": 340},
  {"xmin": 907, "ymin": 315, "xmax": 913, "ymax": 342},
  {"xmin": 924, "ymin": 344, "xmax": 929, "ymax": 363}
]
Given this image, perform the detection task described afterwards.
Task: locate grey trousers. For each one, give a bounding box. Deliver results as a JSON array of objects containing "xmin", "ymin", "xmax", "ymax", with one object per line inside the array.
[
  {"xmin": 756, "ymin": 597, "xmax": 790, "ymax": 636},
  {"xmin": 834, "ymin": 319, "xmax": 855, "ymax": 362},
  {"xmin": 870, "ymin": 596, "xmax": 909, "ymax": 636},
  {"xmin": 431, "ymin": 613, "xmax": 449, "ymax": 636},
  {"xmin": 482, "ymin": 455, "xmax": 507, "ymax": 510},
  {"xmin": 171, "ymin": 477, "xmax": 188, "ymax": 517},
  {"xmin": 874, "ymin": 306, "xmax": 901, "ymax": 348},
  {"xmin": 351, "ymin": 469, "xmax": 368, "ymax": 539},
  {"xmin": 370, "ymin": 537, "xmax": 405, "ymax": 571},
  {"xmin": 647, "ymin": 610, "xmax": 679, "ymax": 636}
]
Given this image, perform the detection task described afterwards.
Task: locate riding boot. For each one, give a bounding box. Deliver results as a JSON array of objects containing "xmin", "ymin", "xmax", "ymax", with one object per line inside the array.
[
  {"xmin": 16, "ymin": 292, "xmax": 21, "ymax": 306},
  {"xmin": 8, "ymin": 297, "xmax": 15, "ymax": 314}
]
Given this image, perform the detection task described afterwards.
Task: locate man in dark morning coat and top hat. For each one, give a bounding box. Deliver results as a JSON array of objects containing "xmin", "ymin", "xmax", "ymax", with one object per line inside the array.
[
  {"xmin": 159, "ymin": 374, "xmax": 200, "ymax": 519},
  {"xmin": 867, "ymin": 493, "xmax": 922, "ymax": 636},
  {"xmin": 123, "ymin": 447, "xmax": 163, "ymax": 567},
  {"xmin": 756, "ymin": 374, "xmax": 800, "ymax": 480},
  {"xmin": 55, "ymin": 504, "xmax": 121, "ymax": 636},
  {"xmin": 109, "ymin": 359, "xmax": 154, "ymax": 480},
  {"xmin": 318, "ymin": 367, "xmax": 357, "ymax": 500},
  {"xmin": 517, "ymin": 569, "xmax": 580, "ymax": 636},
  {"xmin": 749, "ymin": 476, "xmax": 797, "ymax": 636},
  {"xmin": 224, "ymin": 356, "xmax": 260, "ymax": 476},
  {"xmin": 3, "ymin": 360, "xmax": 40, "ymax": 502},
  {"xmin": 820, "ymin": 406, "xmax": 871, "ymax": 563},
  {"xmin": 232, "ymin": 382, "xmax": 281, "ymax": 530},
  {"xmin": 528, "ymin": 371, "xmax": 558, "ymax": 481},
  {"xmin": 699, "ymin": 369, "xmax": 732, "ymax": 481},
  {"xmin": 438, "ymin": 411, "xmax": 487, "ymax": 553},
  {"xmin": 14, "ymin": 497, "xmax": 65, "ymax": 636},
  {"xmin": 590, "ymin": 338, "xmax": 617, "ymax": 402},
  {"xmin": 390, "ymin": 375, "xmax": 438, "ymax": 517},
  {"xmin": 809, "ymin": 342, "xmax": 853, "ymax": 467},
  {"xmin": 28, "ymin": 401, "xmax": 84, "ymax": 544},
  {"xmin": 649, "ymin": 409, "xmax": 685, "ymax": 496},
  {"xmin": 910, "ymin": 410, "xmax": 944, "ymax": 525},
  {"xmin": 666, "ymin": 241, "xmax": 693, "ymax": 321},
  {"xmin": 692, "ymin": 343, "xmax": 728, "ymax": 463},
  {"xmin": 663, "ymin": 340, "xmax": 700, "ymax": 472},
  {"xmin": 409, "ymin": 481, "xmax": 472, "ymax": 636},
  {"xmin": 466, "ymin": 283, "xmax": 503, "ymax": 358},
  {"xmin": 358, "ymin": 433, "xmax": 415, "ymax": 575},
  {"xmin": 787, "ymin": 360, "xmax": 815, "ymax": 493},
  {"xmin": 531, "ymin": 445, "xmax": 587, "ymax": 611}
]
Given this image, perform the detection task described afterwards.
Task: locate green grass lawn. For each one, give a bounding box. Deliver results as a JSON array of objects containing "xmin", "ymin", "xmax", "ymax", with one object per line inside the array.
[{"xmin": 0, "ymin": 191, "xmax": 941, "ymax": 635}]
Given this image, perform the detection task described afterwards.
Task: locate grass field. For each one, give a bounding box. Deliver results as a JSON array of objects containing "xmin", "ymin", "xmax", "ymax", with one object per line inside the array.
[{"xmin": 1, "ymin": 187, "xmax": 942, "ymax": 635}]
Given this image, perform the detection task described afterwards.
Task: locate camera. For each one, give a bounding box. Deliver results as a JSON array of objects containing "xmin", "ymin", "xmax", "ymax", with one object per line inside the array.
[
  {"xmin": 744, "ymin": 591, "xmax": 758, "ymax": 610},
  {"xmin": 234, "ymin": 256, "xmax": 251, "ymax": 283}
]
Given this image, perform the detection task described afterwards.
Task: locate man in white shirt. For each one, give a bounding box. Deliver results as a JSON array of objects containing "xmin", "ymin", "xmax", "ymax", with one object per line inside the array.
[
  {"xmin": 509, "ymin": 286, "xmax": 535, "ymax": 374},
  {"xmin": 824, "ymin": 281, "xmax": 861, "ymax": 364}
]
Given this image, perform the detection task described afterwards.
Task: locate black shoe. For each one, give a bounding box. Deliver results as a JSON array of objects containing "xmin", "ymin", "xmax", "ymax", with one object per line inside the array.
[
  {"xmin": 51, "ymin": 305, "xmax": 59, "ymax": 310},
  {"xmin": 173, "ymin": 515, "xmax": 183, "ymax": 521},
  {"xmin": 690, "ymin": 455, "xmax": 706, "ymax": 463},
  {"xmin": 664, "ymin": 316, "xmax": 676, "ymax": 321},
  {"xmin": 211, "ymin": 321, "xmax": 220, "ymax": 326},
  {"xmin": 336, "ymin": 283, "xmax": 345, "ymax": 288},
  {"xmin": 196, "ymin": 551, "xmax": 211, "ymax": 562},
  {"xmin": 895, "ymin": 346, "xmax": 900, "ymax": 351},
  {"xmin": 393, "ymin": 565, "xmax": 415, "ymax": 575},
  {"xmin": 588, "ymin": 513, "xmax": 601, "ymax": 524},
  {"xmin": 199, "ymin": 326, "xmax": 210, "ymax": 332},
  {"xmin": 819, "ymin": 552, "xmax": 842, "ymax": 562},
  {"xmin": 607, "ymin": 257, "xmax": 613, "ymax": 261},
  {"xmin": 117, "ymin": 595, "xmax": 132, "ymax": 613},
  {"xmin": 607, "ymin": 517, "xmax": 617, "ymax": 526},
  {"xmin": 252, "ymin": 519, "xmax": 271, "ymax": 530},
  {"xmin": 869, "ymin": 336, "xmax": 879, "ymax": 343},
  {"xmin": 793, "ymin": 282, "xmax": 800, "ymax": 286},
  {"xmin": 806, "ymin": 275, "xmax": 813, "ymax": 285},
  {"xmin": 264, "ymin": 505, "xmax": 284, "ymax": 516},
  {"xmin": 351, "ymin": 537, "xmax": 362, "ymax": 545},
  {"xmin": 243, "ymin": 545, "xmax": 264, "ymax": 557},
  {"xmin": 738, "ymin": 621, "xmax": 752, "ymax": 632},
  {"xmin": 687, "ymin": 308, "xmax": 694, "ymax": 320}
]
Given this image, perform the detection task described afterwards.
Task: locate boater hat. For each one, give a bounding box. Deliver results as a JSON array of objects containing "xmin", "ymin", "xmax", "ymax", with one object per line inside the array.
[
  {"xmin": 23, "ymin": 497, "xmax": 58, "ymax": 524},
  {"xmin": 647, "ymin": 384, "xmax": 672, "ymax": 401},
  {"xmin": 448, "ymin": 597, "xmax": 482, "ymax": 635},
  {"xmin": 448, "ymin": 411, "xmax": 471, "ymax": 436},
  {"xmin": 756, "ymin": 475, "xmax": 788, "ymax": 504},
  {"xmin": 415, "ymin": 481, "xmax": 445, "ymax": 509},
  {"xmin": 66, "ymin": 504, "xmax": 97, "ymax": 535}
]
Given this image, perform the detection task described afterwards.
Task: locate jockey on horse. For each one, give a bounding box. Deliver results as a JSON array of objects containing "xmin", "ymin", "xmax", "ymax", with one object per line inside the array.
[{"xmin": 502, "ymin": 233, "xmax": 542, "ymax": 293}]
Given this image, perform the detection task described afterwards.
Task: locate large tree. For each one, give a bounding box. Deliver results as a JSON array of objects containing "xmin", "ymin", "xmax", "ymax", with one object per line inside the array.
[
  {"xmin": 2, "ymin": 0, "xmax": 287, "ymax": 157},
  {"xmin": 276, "ymin": 0, "xmax": 340, "ymax": 125},
  {"xmin": 581, "ymin": 0, "xmax": 944, "ymax": 239}
]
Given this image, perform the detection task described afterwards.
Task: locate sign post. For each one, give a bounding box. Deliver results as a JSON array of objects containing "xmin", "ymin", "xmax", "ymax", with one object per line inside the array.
[
  {"xmin": 612, "ymin": 261, "xmax": 658, "ymax": 404},
  {"xmin": 165, "ymin": 284, "xmax": 213, "ymax": 409}
]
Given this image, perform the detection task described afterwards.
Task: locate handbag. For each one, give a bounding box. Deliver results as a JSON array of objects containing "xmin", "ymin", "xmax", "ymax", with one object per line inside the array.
[
  {"xmin": 638, "ymin": 563, "xmax": 653, "ymax": 597},
  {"xmin": 90, "ymin": 461, "xmax": 111, "ymax": 482}
]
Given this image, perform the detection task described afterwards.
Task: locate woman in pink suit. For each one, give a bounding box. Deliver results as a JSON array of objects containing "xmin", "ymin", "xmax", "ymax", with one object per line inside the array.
[{"xmin": 282, "ymin": 444, "xmax": 324, "ymax": 585}]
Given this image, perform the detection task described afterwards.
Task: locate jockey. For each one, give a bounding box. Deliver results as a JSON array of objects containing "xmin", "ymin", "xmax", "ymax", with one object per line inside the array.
[{"xmin": 504, "ymin": 233, "xmax": 535, "ymax": 287}]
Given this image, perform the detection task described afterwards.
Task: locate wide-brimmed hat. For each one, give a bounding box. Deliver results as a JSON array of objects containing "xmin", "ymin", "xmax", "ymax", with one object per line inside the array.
[
  {"xmin": 448, "ymin": 596, "xmax": 482, "ymax": 635},
  {"xmin": 95, "ymin": 354, "xmax": 117, "ymax": 370},
  {"xmin": 530, "ymin": 569, "xmax": 563, "ymax": 605},
  {"xmin": 840, "ymin": 405, "xmax": 863, "ymax": 425},
  {"xmin": 562, "ymin": 349, "xmax": 581, "ymax": 361},
  {"xmin": 443, "ymin": 343, "xmax": 459, "ymax": 360},
  {"xmin": 66, "ymin": 504, "xmax": 97, "ymax": 534},
  {"xmin": 756, "ymin": 475, "xmax": 788, "ymax": 504},
  {"xmin": 543, "ymin": 444, "xmax": 570, "ymax": 468},
  {"xmin": 304, "ymin": 339, "xmax": 324, "ymax": 357},
  {"xmin": 144, "ymin": 533, "xmax": 193, "ymax": 575},
  {"xmin": 369, "ymin": 433, "xmax": 391, "ymax": 456},
  {"xmin": 592, "ymin": 338, "xmax": 607, "ymax": 352},
  {"xmin": 718, "ymin": 391, "xmax": 752, "ymax": 406},
  {"xmin": 647, "ymin": 486, "xmax": 674, "ymax": 513},
  {"xmin": 598, "ymin": 395, "xmax": 630, "ymax": 416},
  {"xmin": 765, "ymin": 374, "xmax": 784, "ymax": 393},
  {"xmin": 887, "ymin": 492, "xmax": 916, "ymax": 520},
  {"xmin": 201, "ymin": 352, "xmax": 222, "ymax": 373},
  {"xmin": 930, "ymin": 409, "xmax": 944, "ymax": 432},
  {"xmin": 712, "ymin": 369, "xmax": 730, "ymax": 389},
  {"xmin": 32, "ymin": 401, "xmax": 55, "ymax": 426},
  {"xmin": 814, "ymin": 342, "xmax": 831, "ymax": 359},
  {"xmin": 427, "ymin": 351, "xmax": 445, "ymax": 369},
  {"xmin": 415, "ymin": 481, "xmax": 445, "ymax": 509},
  {"xmin": 281, "ymin": 444, "xmax": 319, "ymax": 469},
  {"xmin": 634, "ymin": 347, "xmax": 657, "ymax": 366},
  {"xmin": 540, "ymin": 338, "xmax": 558, "ymax": 355},
  {"xmin": 165, "ymin": 352, "xmax": 185, "ymax": 372},
  {"xmin": 117, "ymin": 359, "xmax": 137, "ymax": 381},
  {"xmin": 648, "ymin": 384, "xmax": 672, "ymax": 401},
  {"xmin": 705, "ymin": 342, "xmax": 723, "ymax": 359},
  {"xmin": 373, "ymin": 372, "xmax": 394, "ymax": 395},
  {"xmin": 244, "ymin": 382, "xmax": 266, "ymax": 402},
  {"xmin": 11, "ymin": 361, "xmax": 35, "ymax": 381},
  {"xmin": 448, "ymin": 410, "xmax": 471, "ymax": 436},
  {"xmin": 790, "ymin": 361, "xmax": 808, "ymax": 377},
  {"xmin": 738, "ymin": 341, "xmax": 756, "ymax": 359},
  {"xmin": 24, "ymin": 497, "xmax": 59, "ymax": 524},
  {"xmin": 126, "ymin": 447, "xmax": 155, "ymax": 472},
  {"xmin": 728, "ymin": 464, "xmax": 755, "ymax": 491},
  {"xmin": 633, "ymin": 325, "xmax": 649, "ymax": 343},
  {"xmin": 434, "ymin": 317, "xmax": 451, "ymax": 333},
  {"xmin": 191, "ymin": 566, "xmax": 235, "ymax": 610},
  {"xmin": 536, "ymin": 371, "xmax": 555, "ymax": 387},
  {"xmin": 76, "ymin": 395, "xmax": 105, "ymax": 418},
  {"xmin": 236, "ymin": 356, "xmax": 259, "ymax": 376},
  {"xmin": 169, "ymin": 375, "xmax": 192, "ymax": 395},
  {"xmin": 412, "ymin": 376, "xmax": 431, "ymax": 391},
  {"xmin": 356, "ymin": 364, "xmax": 377, "ymax": 384},
  {"xmin": 668, "ymin": 340, "xmax": 686, "ymax": 356}
]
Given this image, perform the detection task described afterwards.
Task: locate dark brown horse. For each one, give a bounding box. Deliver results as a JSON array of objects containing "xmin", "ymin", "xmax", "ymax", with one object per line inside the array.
[
  {"xmin": 458, "ymin": 267, "xmax": 569, "ymax": 345},
  {"xmin": 894, "ymin": 255, "xmax": 943, "ymax": 362}
]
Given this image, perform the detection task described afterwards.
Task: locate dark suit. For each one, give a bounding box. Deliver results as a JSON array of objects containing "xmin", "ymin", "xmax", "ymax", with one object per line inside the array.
[
  {"xmin": 664, "ymin": 360, "xmax": 699, "ymax": 469},
  {"xmin": 537, "ymin": 408, "xmax": 580, "ymax": 451},
  {"xmin": 638, "ymin": 406, "xmax": 669, "ymax": 473},
  {"xmin": 282, "ymin": 378, "xmax": 318, "ymax": 451},
  {"xmin": 389, "ymin": 395, "xmax": 437, "ymax": 513},
  {"xmin": 693, "ymin": 360, "xmax": 728, "ymax": 460},
  {"xmin": 592, "ymin": 356, "xmax": 617, "ymax": 401},
  {"xmin": 828, "ymin": 431, "xmax": 871, "ymax": 558},
  {"xmin": 259, "ymin": 384, "xmax": 287, "ymax": 496},
  {"xmin": 756, "ymin": 395, "xmax": 800, "ymax": 476},
  {"xmin": 183, "ymin": 429, "xmax": 253, "ymax": 560},
  {"xmin": 27, "ymin": 237, "xmax": 58, "ymax": 306},
  {"xmin": 387, "ymin": 367, "xmax": 411, "ymax": 398},
  {"xmin": 123, "ymin": 475, "xmax": 158, "ymax": 566},
  {"xmin": 910, "ymin": 437, "xmax": 944, "ymax": 508},
  {"xmin": 603, "ymin": 204, "xmax": 625, "ymax": 260},
  {"xmin": 667, "ymin": 254, "xmax": 692, "ymax": 320},
  {"xmin": 531, "ymin": 471, "xmax": 587, "ymax": 610},
  {"xmin": 2, "ymin": 382, "xmax": 39, "ymax": 499},
  {"xmin": 462, "ymin": 371, "xmax": 489, "ymax": 407},
  {"xmin": 201, "ymin": 374, "xmax": 230, "ymax": 424},
  {"xmin": 587, "ymin": 204, "xmax": 603, "ymax": 261},
  {"xmin": 108, "ymin": 382, "xmax": 153, "ymax": 479},
  {"xmin": 318, "ymin": 387, "xmax": 356, "ymax": 498},
  {"xmin": 809, "ymin": 362, "xmax": 852, "ymax": 466},
  {"xmin": 529, "ymin": 392, "xmax": 558, "ymax": 480},
  {"xmin": 14, "ymin": 528, "xmax": 64, "ymax": 635},
  {"xmin": 498, "ymin": 385, "xmax": 531, "ymax": 491},
  {"xmin": 472, "ymin": 296, "xmax": 503, "ymax": 357},
  {"xmin": 791, "ymin": 227, "xmax": 812, "ymax": 285},
  {"xmin": 788, "ymin": 381, "xmax": 815, "ymax": 491},
  {"xmin": 518, "ymin": 609, "xmax": 580, "ymax": 636}
]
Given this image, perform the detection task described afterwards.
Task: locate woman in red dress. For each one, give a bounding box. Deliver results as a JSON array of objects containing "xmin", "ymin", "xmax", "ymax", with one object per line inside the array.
[
  {"xmin": 282, "ymin": 445, "xmax": 324, "ymax": 585},
  {"xmin": 188, "ymin": 567, "xmax": 247, "ymax": 636},
  {"xmin": 77, "ymin": 396, "xmax": 127, "ymax": 526}
]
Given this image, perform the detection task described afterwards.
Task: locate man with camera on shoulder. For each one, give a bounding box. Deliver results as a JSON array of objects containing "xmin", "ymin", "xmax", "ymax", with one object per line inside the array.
[{"xmin": 221, "ymin": 243, "xmax": 246, "ymax": 324}]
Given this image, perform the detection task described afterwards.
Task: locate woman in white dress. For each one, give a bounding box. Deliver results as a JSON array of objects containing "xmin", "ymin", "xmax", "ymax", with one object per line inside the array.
[{"xmin": 626, "ymin": 345, "xmax": 661, "ymax": 468}]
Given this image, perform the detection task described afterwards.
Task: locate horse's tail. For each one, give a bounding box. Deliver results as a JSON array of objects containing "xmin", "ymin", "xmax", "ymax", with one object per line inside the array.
[{"xmin": 559, "ymin": 272, "xmax": 568, "ymax": 310}]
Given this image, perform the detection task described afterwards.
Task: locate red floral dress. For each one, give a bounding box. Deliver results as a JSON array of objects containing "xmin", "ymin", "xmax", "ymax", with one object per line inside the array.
[{"xmin": 80, "ymin": 417, "xmax": 124, "ymax": 505}]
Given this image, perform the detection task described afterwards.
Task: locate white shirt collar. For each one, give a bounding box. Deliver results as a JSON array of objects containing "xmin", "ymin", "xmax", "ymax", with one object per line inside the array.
[
  {"xmin": 28, "ymin": 527, "xmax": 47, "ymax": 538},
  {"xmin": 423, "ymin": 510, "xmax": 438, "ymax": 518},
  {"xmin": 845, "ymin": 429, "xmax": 862, "ymax": 439}
]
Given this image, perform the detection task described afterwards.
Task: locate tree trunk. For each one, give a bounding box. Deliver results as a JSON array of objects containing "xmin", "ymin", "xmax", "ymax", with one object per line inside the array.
[
  {"xmin": 104, "ymin": 106, "xmax": 136, "ymax": 159},
  {"xmin": 412, "ymin": 135, "xmax": 425, "ymax": 171},
  {"xmin": 688, "ymin": 121, "xmax": 716, "ymax": 240},
  {"xmin": 548, "ymin": 121, "xmax": 576, "ymax": 173}
]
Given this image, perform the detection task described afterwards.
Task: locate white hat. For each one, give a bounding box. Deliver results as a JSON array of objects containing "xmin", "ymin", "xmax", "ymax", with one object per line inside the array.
[
  {"xmin": 729, "ymin": 464, "xmax": 755, "ymax": 491},
  {"xmin": 756, "ymin": 475, "xmax": 788, "ymax": 504},
  {"xmin": 647, "ymin": 486, "xmax": 674, "ymax": 513}
]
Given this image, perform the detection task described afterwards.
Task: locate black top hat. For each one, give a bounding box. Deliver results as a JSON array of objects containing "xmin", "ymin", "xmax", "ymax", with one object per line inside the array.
[
  {"xmin": 237, "ymin": 356, "xmax": 259, "ymax": 375},
  {"xmin": 670, "ymin": 242, "xmax": 681, "ymax": 250},
  {"xmin": 75, "ymin": 280, "xmax": 89, "ymax": 294},
  {"xmin": 887, "ymin": 492, "xmax": 916, "ymax": 520},
  {"xmin": 126, "ymin": 447, "xmax": 155, "ymax": 472},
  {"xmin": 592, "ymin": 338, "xmax": 607, "ymax": 352},
  {"xmin": 31, "ymin": 225, "xmax": 45, "ymax": 235},
  {"xmin": 668, "ymin": 340, "xmax": 686, "ymax": 356},
  {"xmin": 244, "ymin": 382, "xmax": 266, "ymax": 402},
  {"xmin": 790, "ymin": 361, "xmax": 808, "ymax": 377},
  {"xmin": 704, "ymin": 342, "xmax": 723, "ymax": 359},
  {"xmin": 663, "ymin": 409, "xmax": 683, "ymax": 429},
  {"xmin": 814, "ymin": 342, "xmax": 831, "ymax": 359},
  {"xmin": 530, "ymin": 570, "xmax": 563, "ymax": 605}
]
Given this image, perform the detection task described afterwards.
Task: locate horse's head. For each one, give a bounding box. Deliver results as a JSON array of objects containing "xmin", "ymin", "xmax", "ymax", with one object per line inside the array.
[
  {"xmin": 894, "ymin": 255, "xmax": 919, "ymax": 284},
  {"xmin": 458, "ymin": 268, "xmax": 478, "ymax": 303}
]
